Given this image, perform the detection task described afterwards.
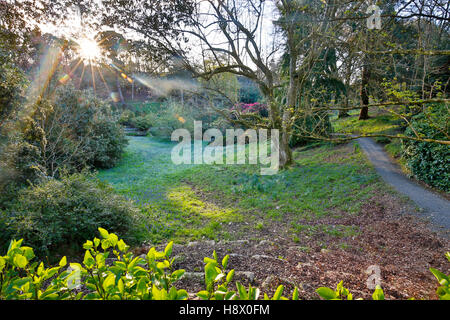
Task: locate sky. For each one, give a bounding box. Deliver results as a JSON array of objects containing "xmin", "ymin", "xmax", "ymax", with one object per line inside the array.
[{"xmin": 37, "ymin": 0, "xmax": 281, "ymax": 72}]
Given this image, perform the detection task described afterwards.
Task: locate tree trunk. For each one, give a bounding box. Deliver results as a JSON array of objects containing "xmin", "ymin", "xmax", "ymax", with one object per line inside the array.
[
  {"xmin": 278, "ymin": 31, "xmax": 297, "ymax": 168},
  {"xmin": 359, "ymin": 30, "xmax": 372, "ymax": 121},
  {"xmin": 359, "ymin": 60, "xmax": 370, "ymax": 120},
  {"xmin": 338, "ymin": 110, "xmax": 350, "ymax": 118},
  {"xmin": 117, "ymin": 76, "xmax": 125, "ymax": 106},
  {"xmin": 338, "ymin": 95, "xmax": 350, "ymax": 118},
  {"xmin": 279, "ymin": 129, "xmax": 293, "ymax": 168}
]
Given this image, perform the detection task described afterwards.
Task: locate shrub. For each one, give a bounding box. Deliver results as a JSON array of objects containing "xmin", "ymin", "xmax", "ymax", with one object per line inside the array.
[
  {"xmin": 17, "ymin": 86, "xmax": 127, "ymax": 178},
  {"xmin": 131, "ymin": 114, "xmax": 154, "ymax": 131},
  {"xmin": 118, "ymin": 109, "xmax": 135, "ymax": 126},
  {"xmin": 86, "ymin": 117, "xmax": 128, "ymax": 169},
  {"xmin": 402, "ymin": 104, "xmax": 449, "ymax": 191},
  {"xmin": 3, "ymin": 172, "xmax": 140, "ymax": 257}
]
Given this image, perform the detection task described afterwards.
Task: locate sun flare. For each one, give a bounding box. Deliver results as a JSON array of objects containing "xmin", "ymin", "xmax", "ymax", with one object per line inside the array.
[{"xmin": 77, "ymin": 37, "xmax": 102, "ymax": 62}]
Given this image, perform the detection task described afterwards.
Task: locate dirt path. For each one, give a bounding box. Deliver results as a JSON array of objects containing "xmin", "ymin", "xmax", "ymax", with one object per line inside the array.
[{"xmin": 357, "ymin": 137, "xmax": 450, "ymax": 236}]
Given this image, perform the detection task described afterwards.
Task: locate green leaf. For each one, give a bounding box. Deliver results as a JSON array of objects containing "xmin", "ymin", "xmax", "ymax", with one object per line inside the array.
[
  {"xmin": 436, "ymin": 287, "xmax": 450, "ymax": 300},
  {"xmin": 98, "ymin": 228, "xmax": 109, "ymax": 239},
  {"xmin": 164, "ymin": 241, "xmax": 174, "ymax": 257},
  {"xmin": 7, "ymin": 239, "xmax": 23, "ymax": 255},
  {"xmin": 372, "ymin": 285, "xmax": 385, "ymax": 300},
  {"xmin": 273, "ymin": 285, "xmax": 284, "ymax": 300},
  {"xmin": 0, "ymin": 257, "xmax": 6, "ymax": 272},
  {"xmin": 93, "ymin": 238, "xmax": 101, "ymax": 248},
  {"xmin": 249, "ymin": 286, "xmax": 260, "ymax": 300},
  {"xmin": 59, "ymin": 256, "xmax": 67, "ymax": 267},
  {"xmin": 117, "ymin": 239, "xmax": 128, "ymax": 252},
  {"xmin": 203, "ymin": 257, "xmax": 217, "ymax": 264},
  {"xmin": 83, "ymin": 241, "xmax": 93, "ymax": 250},
  {"xmin": 226, "ymin": 269, "xmax": 235, "ymax": 283},
  {"xmin": 177, "ymin": 289, "xmax": 189, "ymax": 300},
  {"xmin": 127, "ymin": 256, "xmax": 143, "ymax": 271},
  {"xmin": 103, "ymin": 273, "xmax": 116, "ymax": 291},
  {"xmin": 430, "ymin": 268, "xmax": 448, "ymax": 283},
  {"xmin": 95, "ymin": 253, "xmax": 106, "ymax": 268},
  {"xmin": 214, "ymin": 291, "xmax": 225, "ymax": 300},
  {"xmin": 292, "ymin": 287, "xmax": 299, "ymax": 300},
  {"xmin": 136, "ymin": 278, "xmax": 147, "ymax": 294},
  {"xmin": 21, "ymin": 247, "xmax": 34, "ymax": 260},
  {"xmin": 85, "ymin": 283, "xmax": 97, "ymax": 291},
  {"xmin": 152, "ymin": 286, "xmax": 167, "ymax": 300},
  {"xmin": 168, "ymin": 286, "xmax": 178, "ymax": 300},
  {"xmin": 171, "ymin": 269, "xmax": 185, "ymax": 280},
  {"xmin": 156, "ymin": 260, "xmax": 170, "ymax": 269},
  {"xmin": 222, "ymin": 255, "xmax": 229, "ymax": 269},
  {"xmin": 236, "ymin": 282, "xmax": 248, "ymax": 300},
  {"xmin": 107, "ymin": 233, "xmax": 119, "ymax": 246},
  {"xmin": 205, "ymin": 262, "xmax": 219, "ymax": 285},
  {"xmin": 316, "ymin": 287, "xmax": 337, "ymax": 300},
  {"xmin": 43, "ymin": 267, "xmax": 59, "ymax": 280},
  {"xmin": 83, "ymin": 250, "xmax": 95, "ymax": 268},
  {"xmin": 83, "ymin": 292, "xmax": 101, "ymax": 300},
  {"xmin": 117, "ymin": 278, "xmax": 125, "ymax": 295},
  {"xmin": 12, "ymin": 278, "xmax": 31, "ymax": 291},
  {"xmin": 13, "ymin": 254, "xmax": 28, "ymax": 269},
  {"xmin": 225, "ymin": 291, "xmax": 236, "ymax": 300},
  {"xmin": 197, "ymin": 290, "xmax": 210, "ymax": 300},
  {"xmin": 35, "ymin": 262, "xmax": 44, "ymax": 276}
]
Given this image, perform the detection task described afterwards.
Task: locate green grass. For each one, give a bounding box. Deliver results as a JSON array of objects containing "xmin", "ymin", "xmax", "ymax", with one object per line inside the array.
[
  {"xmin": 97, "ymin": 137, "xmax": 242, "ymax": 243},
  {"xmin": 332, "ymin": 113, "xmax": 401, "ymax": 136},
  {"xmin": 98, "ymin": 136, "xmax": 385, "ymax": 245}
]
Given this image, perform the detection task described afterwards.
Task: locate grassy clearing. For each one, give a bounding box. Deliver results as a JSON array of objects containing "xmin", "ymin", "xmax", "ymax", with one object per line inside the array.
[
  {"xmin": 98, "ymin": 136, "xmax": 385, "ymax": 246},
  {"xmin": 97, "ymin": 137, "xmax": 243, "ymax": 244},
  {"xmin": 332, "ymin": 113, "xmax": 401, "ymax": 136}
]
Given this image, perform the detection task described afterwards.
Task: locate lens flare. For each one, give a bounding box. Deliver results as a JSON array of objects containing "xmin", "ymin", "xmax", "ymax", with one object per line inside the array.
[
  {"xmin": 77, "ymin": 37, "xmax": 102, "ymax": 61},
  {"xmin": 59, "ymin": 74, "xmax": 70, "ymax": 85},
  {"xmin": 110, "ymin": 92, "xmax": 120, "ymax": 102}
]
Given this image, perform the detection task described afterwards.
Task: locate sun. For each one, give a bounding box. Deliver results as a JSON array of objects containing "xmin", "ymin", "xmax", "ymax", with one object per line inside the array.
[{"xmin": 77, "ymin": 37, "xmax": 102, "ymax": 62}]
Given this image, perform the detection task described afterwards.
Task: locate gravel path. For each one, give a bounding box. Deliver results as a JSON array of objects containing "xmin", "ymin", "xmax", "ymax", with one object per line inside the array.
[{"xmin": 357, "ymin": 137, "xmax": 450, "ymax": 234}]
